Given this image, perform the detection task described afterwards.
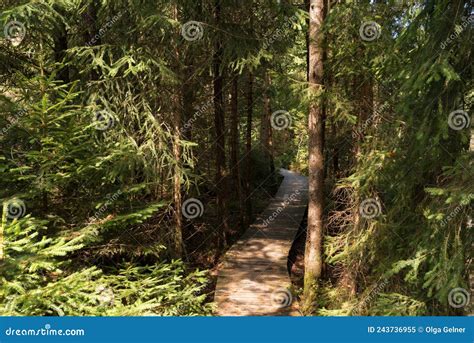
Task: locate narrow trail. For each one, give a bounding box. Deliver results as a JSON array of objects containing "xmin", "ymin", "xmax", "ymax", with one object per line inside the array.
[{"xmin": 214, "ymin": 169, "xmax": 308, "ymax": 316}]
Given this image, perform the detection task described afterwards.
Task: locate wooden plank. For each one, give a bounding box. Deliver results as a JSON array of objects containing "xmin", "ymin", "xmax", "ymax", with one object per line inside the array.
[{"xmin": 214, "ymin": 169, "xmax": 308, "ymax": 316}]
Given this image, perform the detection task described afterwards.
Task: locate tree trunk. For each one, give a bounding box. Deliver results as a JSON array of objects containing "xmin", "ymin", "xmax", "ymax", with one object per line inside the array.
[
  {"xmin": 172, "ymin": 108, "xmax": 185, "ymax": 258},
  {"xmin": 181, "ymin": 63, "xmax": 195, "ymax": 143},
  {"xmin": 244, "ymin": 72, "xmax": 254, "ymax": 226},
  {"xmin": 181, "ymin": 1, "xmax": 202, "ymax": 143},
  {"xmin": 52, "ymin": 4, "xmax": 69, "ymax": 85},
  {"xmin": 331, "ymin": 119, "xmax": 339, "ymax": 178},
  {"xmin": 262, "ymin": 70, "xmax": 275, "ymax": 177},
  {"xmin": 171, "ymin": 5, "xmax": 184, "ymax": 258},
  {"xmin": 213, "ymin": 0, "xmax": 229, "ymax": 249},
  {"xmin": 304, "ymin": 0, "xmax": 325, "ymax": 314},
  {"xmin": 82, "ymin": 2, "xmax": 100, "ymax": 81},
  {"xmin": 230, "ymin": 75, "xmax": 245, "ymax": 229},
  {"xmin": 305, "ymin": 0, "xmax": 310, "ymax": 82}
]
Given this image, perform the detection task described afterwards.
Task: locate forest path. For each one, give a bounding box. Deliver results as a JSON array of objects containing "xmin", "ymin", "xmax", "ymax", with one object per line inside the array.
[{"xmin": 214, "ymin": 168, "xmax": 308, "ymax": 316}]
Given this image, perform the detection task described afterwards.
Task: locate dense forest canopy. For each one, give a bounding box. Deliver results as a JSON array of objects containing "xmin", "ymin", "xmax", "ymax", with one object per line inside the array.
[{"xmin": 0, "ymin": 0, "xmax": 472, "ymax": 316}]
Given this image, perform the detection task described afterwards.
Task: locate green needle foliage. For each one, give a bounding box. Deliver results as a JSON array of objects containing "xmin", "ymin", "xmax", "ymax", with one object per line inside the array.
[
  {"xmin": 0, "ymin": 0, "xmax": 471, "ymax": 317},
  {"xmin": 0, "ymin": 0, "xmax": 211, "ymax": 316},
  {"xmin": 318, "ymin": 0, "xmax": 472, "ymax": 316}
]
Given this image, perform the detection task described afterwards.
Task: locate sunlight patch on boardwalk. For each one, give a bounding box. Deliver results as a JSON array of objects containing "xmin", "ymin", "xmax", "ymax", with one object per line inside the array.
[{"xmin": 214, "ymin": 169, "xmax": 308, "ymax": 316}]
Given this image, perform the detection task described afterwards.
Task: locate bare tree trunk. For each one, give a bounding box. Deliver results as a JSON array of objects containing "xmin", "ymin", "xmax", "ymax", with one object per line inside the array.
[
  {"xmin": 181, "ymin": 1, "xmax": 202, "ymax": 143},
  {"xmin": 331, "ymin": 119, "xmax": 339, "ymax": 177},
  {"xmin": 52, "ymin": 3, "xmax": 69, "ymax": 84},
  {"xmin": 230, "ymin": 75, "xmax": 239, "ymax": 188},
  {"xmin": 83, "ymin": 1, "xmax": 100, "ymax": 81},
  {"xmin": 171, "ymin": 5, "xmax": 184, "ymax": 258},
  {"xmin": 304, "ymin": 0, "xmax": 325, "ymax": 314},
  {"xmin": 244, "ymin": 72, "xmax": 254, "ymax": 226},
  {"xmin": 213, "ymin": 0, "xmax": 229, "ymax": 249},
  {"xmin": 305, "ymin": 0, "xmax": 310, "ymax": 83},
  {"xmin": 230, "ymin": 75, "xmax": 245, "ymax": 229},
  {"xmin": 181, "ymin": 63, "xmax": 195, "ymax": 143},
  {"xmin": 262, "ymin": 70, "xmax": 275, "ymax": 177},
  {"xmin": 172, "ymin": 109, "xmax": 185, "ymax": 258}
]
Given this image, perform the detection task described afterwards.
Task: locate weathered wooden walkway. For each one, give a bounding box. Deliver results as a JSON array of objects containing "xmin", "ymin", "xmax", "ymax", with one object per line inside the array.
[{"xmin": 214, "ymin": 169, "xmax": 308, "ymax": 316}]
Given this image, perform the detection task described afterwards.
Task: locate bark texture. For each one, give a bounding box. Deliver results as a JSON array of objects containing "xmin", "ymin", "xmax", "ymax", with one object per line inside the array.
[{"xmin": 303, "ymin": 0, "xmax": 325, "ymax": 314}]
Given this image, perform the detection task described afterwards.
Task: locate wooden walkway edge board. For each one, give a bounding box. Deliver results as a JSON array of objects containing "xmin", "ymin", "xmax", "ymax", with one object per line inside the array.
[{"xmin": 214, "ymin": 168, "xmax": 308, "ymax": 316}]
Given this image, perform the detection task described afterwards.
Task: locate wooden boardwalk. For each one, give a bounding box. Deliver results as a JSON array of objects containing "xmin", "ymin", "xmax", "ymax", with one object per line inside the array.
[{"xmin": 214, "ymin": 169, "xmax": 308, "ymax": 316}]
